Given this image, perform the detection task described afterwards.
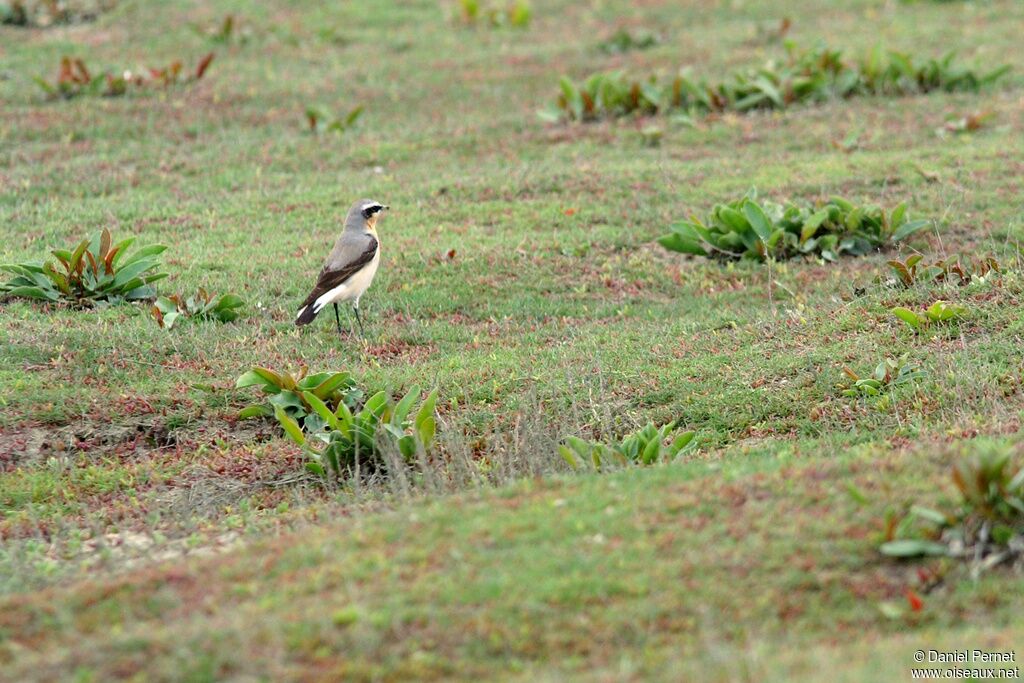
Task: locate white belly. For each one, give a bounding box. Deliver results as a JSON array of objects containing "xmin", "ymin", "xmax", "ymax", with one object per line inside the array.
[{"xmin": 312, "ymin": 249, "xmax": 380, "ymax": 313}]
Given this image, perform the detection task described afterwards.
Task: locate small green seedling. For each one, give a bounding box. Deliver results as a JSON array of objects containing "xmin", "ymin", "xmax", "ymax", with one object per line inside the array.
[
  {"xmin": 453, "ymin": 0, "xmax": 530, "ymax": 28},
  {"xmin": 306, "ymin": 106, "xmax": 364, "ymax": 135},
  {"xmin": 597, "ymin": 29, "xmax": 660, "ymax": 54},
  {"xmin": 891, "ymin": 300, "xmax": 969, "ymax": 333},
  {"xmin": 887, "ymin": 255, "xmax": 1000, "ymax": 287},
  {"xmin": 841, "ymin": 355, "xmax": 924, "ymax": 397},
  {"xmin": 888, "ymin": 254, "xmax": 940, "ymax": 287},
  {"xmin": 152, "ymin": 289, "xmax": 244, "ymax": 329}
]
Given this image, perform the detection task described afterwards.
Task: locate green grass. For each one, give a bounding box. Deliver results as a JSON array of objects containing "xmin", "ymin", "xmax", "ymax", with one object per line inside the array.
[
  {"xmin": 2, "ymin": 0, "xmax": 1024, "ymax": 679},
  {"xmin": 3, "ymin": 440, "xmax": 1024, "ymax": 680}
]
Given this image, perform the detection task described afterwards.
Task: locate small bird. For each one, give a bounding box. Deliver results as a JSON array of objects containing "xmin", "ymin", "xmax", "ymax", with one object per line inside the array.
[{"xmin": 295, "ymin": 199, "xmax": 388, "ymax": 336}]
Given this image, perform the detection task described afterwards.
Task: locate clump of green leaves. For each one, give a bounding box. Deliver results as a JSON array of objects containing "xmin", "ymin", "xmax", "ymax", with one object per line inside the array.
[
  {"xmin": 32, "ymin": 57, "xmax": 111, "ymax": 98},
  {"xmin": 34, "ymin": 53, "xmax": 214, "ymax": 100},
  {"xmin": 887, "ymin": 254, "xmax": 1001, "ymax": 287},
  {"xmin": 453, "ymin": 0, "xmax": 530, "ymax": 28},
  {"xmin": 881, "ymin": 445, "xmax": 1024, "ymax": 574},
  {"xmin": 1, "ymin": 227, "xmax": 167, "ymax": 306},
  {"xmin": 891, "ymin": 300, "xmax": 969, "ymax": 333},
  {"xmin": 597, "ymin": 29, "xmax": 660, "ymax": 55},
  {"xmin": 276, "ymin": 385, "xmax": 439, "ymax": 482},
  {"xmin": 145, "ymin": 53, "xmax": 215, "ymax": 88},
  {"xmin": 544, "ymin": 44, "xmax": 1010, "ymax": 122},
  {"xmin": 560, "ymin": 422, "xmax": 696, "ymax": 471},
  {"xmin": 841, "ymin": 355, "xmax": 924, "ymax": 398},
  {"xmin": 658, "ymin": 191, "xmax": 930, "ymax": 263},
  {"xmin": 541, "ymin": 71, "xmax": 659, "ymax": 122},
  {"xmin": 305, "ymin": 106, "xmax": 364, "ymax": 136},
  {"xmin": 236, "ymin": 367, "xmax": 361, "ymax": 429},
  {"xmin": 152, "ymin": 289, "xmax": 244, "ymax": 330}
]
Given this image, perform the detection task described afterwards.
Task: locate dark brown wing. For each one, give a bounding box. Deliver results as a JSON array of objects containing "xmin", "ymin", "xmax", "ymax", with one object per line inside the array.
[{"xmin": 297, "ymin": 236, "xmax": 378, "ymax": 312}]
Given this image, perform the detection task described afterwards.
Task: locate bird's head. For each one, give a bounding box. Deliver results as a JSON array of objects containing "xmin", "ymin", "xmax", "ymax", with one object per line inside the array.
[{"xmin": 348, "ymin": 199, "xmax": 389, "ymax": 232}]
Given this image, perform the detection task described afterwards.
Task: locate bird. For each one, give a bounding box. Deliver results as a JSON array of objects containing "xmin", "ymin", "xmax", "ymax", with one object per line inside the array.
[{"xmin": 295, "ymin": 199, "xmax": 388, "ymax": 336}]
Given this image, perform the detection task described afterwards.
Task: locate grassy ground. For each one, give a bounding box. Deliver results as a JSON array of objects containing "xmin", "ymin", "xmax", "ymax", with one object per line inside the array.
[{"xmin": 1, "ymin": 0, "xmax": 1023, "ymax": 680}]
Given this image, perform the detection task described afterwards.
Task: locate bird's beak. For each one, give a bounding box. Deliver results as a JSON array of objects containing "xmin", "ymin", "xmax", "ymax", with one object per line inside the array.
[{"xmin": 383, "ymin": 205, "xmax": 390, "ymax": 211}]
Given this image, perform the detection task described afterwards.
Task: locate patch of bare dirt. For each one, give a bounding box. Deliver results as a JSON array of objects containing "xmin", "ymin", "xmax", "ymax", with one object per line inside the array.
[
  {"xmin": 365, "ymin": 338, "xmax": 438, "ymax": 364},
  {"xmin": 0, "ymin": 421, "xmax": 176, "ymax": 471}
]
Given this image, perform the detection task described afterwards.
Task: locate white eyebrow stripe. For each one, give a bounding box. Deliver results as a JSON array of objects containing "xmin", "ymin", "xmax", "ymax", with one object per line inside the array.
[{"xmin": 361, "ymin": 202, "xmax": 382, "ymax": 211}]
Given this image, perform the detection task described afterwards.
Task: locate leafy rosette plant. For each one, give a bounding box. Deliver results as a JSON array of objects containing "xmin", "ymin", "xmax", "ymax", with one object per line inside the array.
[
  {"xmin": 560, "ymin": 421, "xmax": 696, "ymax": 471},
  {"xmin": 891, "ymin": 300, "xmax": 969, "ymax": 333},
  {"xmin": 1, "ymin": 228, "xmax": 167, "ymax": 305},
  {"xmin": 841, "ymin": 355, "xmax": 924, "ymax": 398},
  {"xmin": 275, "ymin": 385, "xmax": 439, "ymax": 481},
  {"xmin": 881, "ymin": 446, "xmax": 1024, "ymax": 570},
  {"xmin": 658, "ymin": 191, "xmax": 930, "ymax": 262},
  {"xmin": 546, "ymin": 71, "xmax": 663, "ymax": 122},
  {"xmin": 236, "ymin": 367, "xmax": 361, "ymax": 429},
  {"xmin": 152, "ymin": 288, "xmax": 244, "ymax": 329}
]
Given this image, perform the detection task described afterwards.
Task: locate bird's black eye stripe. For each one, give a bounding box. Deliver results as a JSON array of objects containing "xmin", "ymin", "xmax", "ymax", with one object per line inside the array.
[{"xmin": 362, "ymin": 205, "xmax": 382, "ymax": 219}]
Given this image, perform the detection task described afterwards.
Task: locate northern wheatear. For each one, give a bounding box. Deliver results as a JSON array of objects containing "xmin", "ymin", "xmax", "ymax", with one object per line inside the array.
[{"xmin": 295, "ymin": 199, "xmax": 388, "ymax": 336}]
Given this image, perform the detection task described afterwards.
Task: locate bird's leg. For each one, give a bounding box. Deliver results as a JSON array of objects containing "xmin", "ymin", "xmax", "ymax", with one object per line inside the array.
[
  {"xmin": 333, "ymin": 303, "xmax": 343, "ymax": 335},
  {"xmin": 352, "ymin": 301, "xmax": 365, "ymax": 338}
]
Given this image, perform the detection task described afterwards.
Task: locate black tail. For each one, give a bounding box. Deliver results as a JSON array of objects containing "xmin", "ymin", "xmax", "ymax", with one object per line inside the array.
[{"xmin": 295, "ymin": 303, "xmax": 318, "ymax": 326}]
